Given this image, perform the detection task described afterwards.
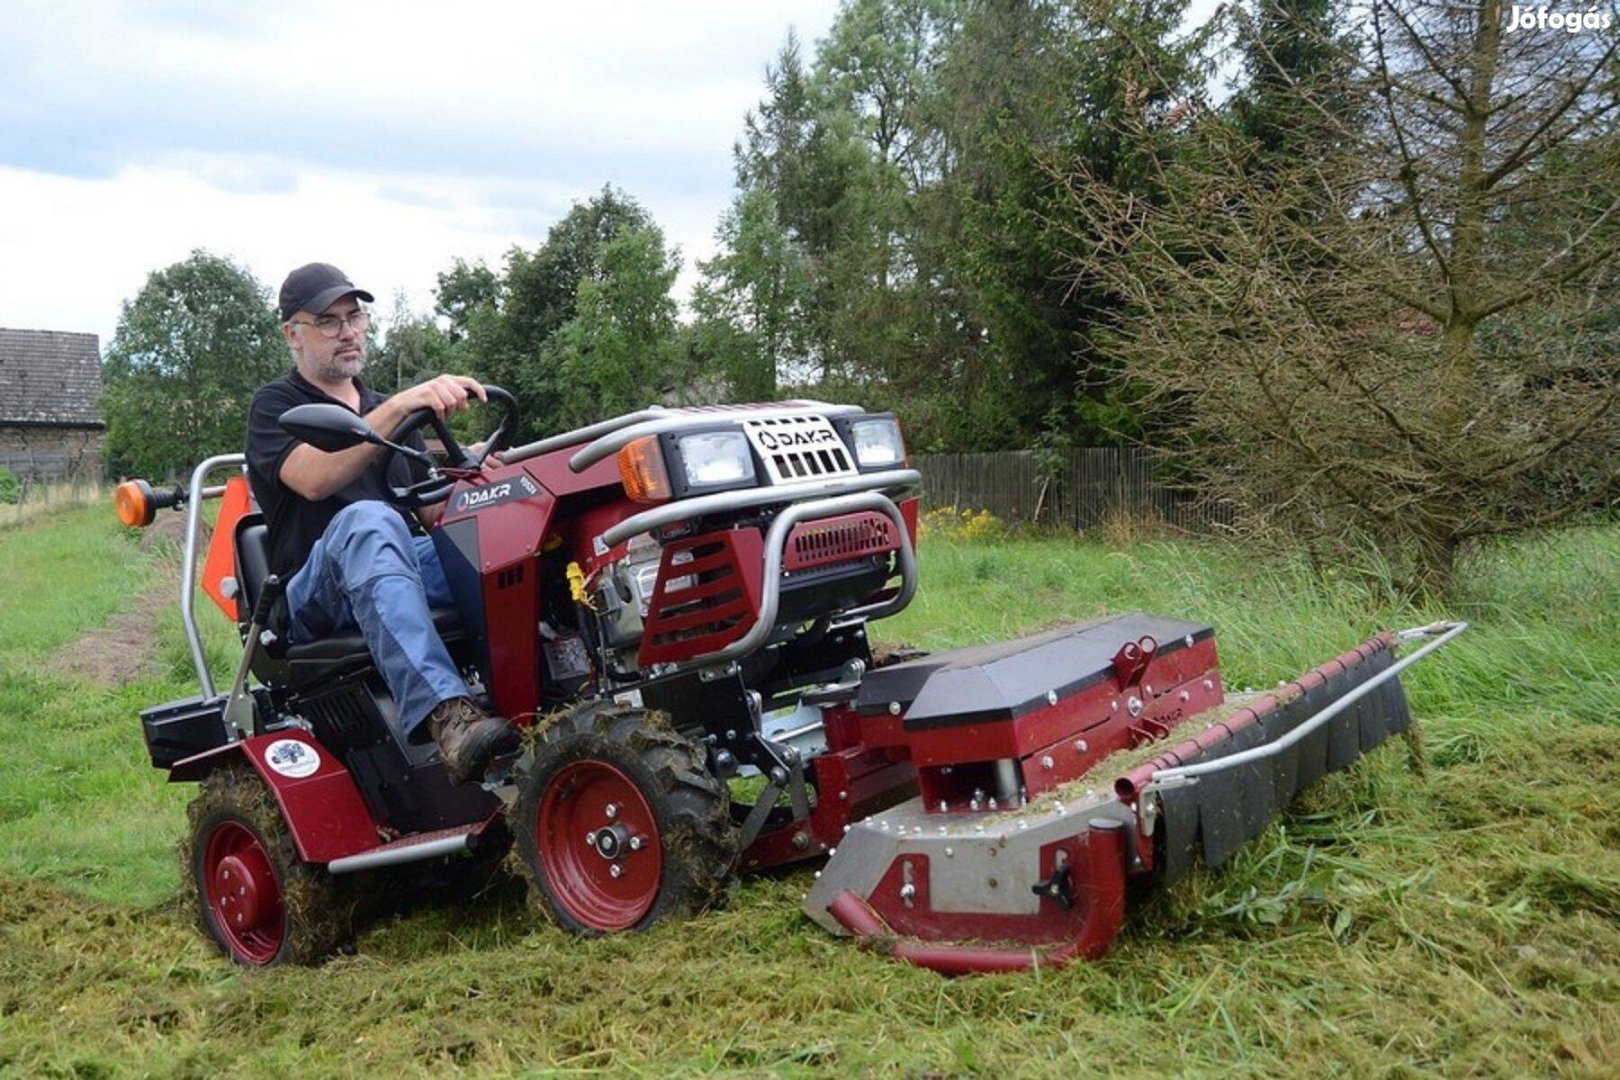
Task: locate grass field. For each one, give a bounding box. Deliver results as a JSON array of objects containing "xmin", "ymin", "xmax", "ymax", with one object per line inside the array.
[{"xmin": 1, "ymin": 502, "xmax": 1616, "ymax": 1076}]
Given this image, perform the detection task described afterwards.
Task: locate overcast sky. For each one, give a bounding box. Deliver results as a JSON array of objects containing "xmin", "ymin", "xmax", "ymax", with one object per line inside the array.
[{"xmin": 0, "ymin": 0, "xmax": 844, "ymax": 349}]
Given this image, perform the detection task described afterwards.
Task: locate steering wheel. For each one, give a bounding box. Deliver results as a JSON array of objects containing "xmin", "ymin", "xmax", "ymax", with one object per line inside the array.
[{"xmin": 388, "ymin": 385, "xmax": 519, "ymax": 509}]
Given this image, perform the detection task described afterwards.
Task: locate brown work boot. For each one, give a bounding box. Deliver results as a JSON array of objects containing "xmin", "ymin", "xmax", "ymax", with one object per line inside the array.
[{"xmin": 427, "ymin": 698, "xmax": 520, "ymax": 784}]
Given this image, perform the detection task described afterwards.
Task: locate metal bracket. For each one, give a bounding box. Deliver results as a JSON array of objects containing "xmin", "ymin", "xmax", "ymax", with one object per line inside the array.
[
  {"xmin": 1031, "ymin": 858, "xmax": 1075, "ymax": 911},
  {"xmin": 221, "ymin": 574, "xmax": 284, "ymax": 742}
]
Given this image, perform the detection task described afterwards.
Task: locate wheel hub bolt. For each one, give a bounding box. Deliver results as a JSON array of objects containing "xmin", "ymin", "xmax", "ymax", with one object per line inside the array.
[
  {"xmin": 604, "ymin": 803, "xmax": 619, "ymax": 820},
  {"xmin": 610, "ymin": 865, "xmax": 624, "ymax": 879}
]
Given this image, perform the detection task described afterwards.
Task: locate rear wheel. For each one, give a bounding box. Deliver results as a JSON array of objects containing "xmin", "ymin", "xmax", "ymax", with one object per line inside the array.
[
  {"xmin": 511, "ymin": 702, "xmax": 738, "ymax": 933},
  {"xmin": 183, "ymin": 767, "xmax": 355, "ymax": 966}
]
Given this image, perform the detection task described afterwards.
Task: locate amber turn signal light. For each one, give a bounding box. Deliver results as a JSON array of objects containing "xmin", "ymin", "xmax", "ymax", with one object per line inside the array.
[
  {"xmin": 114, "ymin": 480, "xmax": 157, "ymax": 528},
  {"xmin": 618, "ymin": 436, "xmax": 672, "ymax": 503}
]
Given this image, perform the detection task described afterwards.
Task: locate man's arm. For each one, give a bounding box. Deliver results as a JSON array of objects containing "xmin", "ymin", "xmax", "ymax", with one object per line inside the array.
[{"xmin": 278, "ymin": 375, "xmax": 486, "ymax": 502}]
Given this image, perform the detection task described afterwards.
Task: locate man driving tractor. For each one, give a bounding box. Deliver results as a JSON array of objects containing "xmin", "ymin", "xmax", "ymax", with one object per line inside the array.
[{"xmin": 245, "ymin": 262, "xmax": 517, "ymax": 783}]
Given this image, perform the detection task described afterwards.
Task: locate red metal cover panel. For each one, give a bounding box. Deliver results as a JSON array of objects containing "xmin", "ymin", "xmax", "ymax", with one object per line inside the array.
[
  {"xmin": 637, "ymin": 529, "xmax": 765, "ymax": 667},
  {"xmin": 236, "ymin": 731, "xmax": 381, "ymax": 863},
  {"xmin": 783, "ymin": 510, "xmax": 901, "ymax": 572}
]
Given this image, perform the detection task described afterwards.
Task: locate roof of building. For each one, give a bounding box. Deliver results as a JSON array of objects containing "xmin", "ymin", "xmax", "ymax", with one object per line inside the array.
[{"xmin": 0, "ymin": 328, "xmax": 104, "ymax": 427}]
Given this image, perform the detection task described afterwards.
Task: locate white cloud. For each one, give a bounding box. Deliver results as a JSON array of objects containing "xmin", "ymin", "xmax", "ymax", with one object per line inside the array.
[{"xmin": 0, "ymin": 0, "xmax": 843, "ymax": 346}]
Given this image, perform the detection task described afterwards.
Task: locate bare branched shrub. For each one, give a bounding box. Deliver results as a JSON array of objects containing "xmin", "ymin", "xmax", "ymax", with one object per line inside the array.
[{"xmin": 1060, "ymin": 0, "xmax": 1619, "ymax": 595}]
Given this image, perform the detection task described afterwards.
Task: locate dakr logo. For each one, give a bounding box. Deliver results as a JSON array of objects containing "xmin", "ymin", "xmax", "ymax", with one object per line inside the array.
[
  {"xmin": 454, "ymin": 473, "xmax": 538, "ymax": 513},
  {"xmin": 756, "ymin": 428, "xmax": 839, "ymax": 451},
  {"xmin": 1506, "ymin": 5, "xmax": 1613, "ymax": 32}
]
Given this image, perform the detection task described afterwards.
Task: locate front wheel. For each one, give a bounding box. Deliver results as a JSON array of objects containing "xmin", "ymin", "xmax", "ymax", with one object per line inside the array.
[
  {"xmin": 183, "ymin": 767, "xmax": 356, "ymax": 966},
  {"xmin": 511, "ymin": 703, "xmax": 738, "ymax": 933}
]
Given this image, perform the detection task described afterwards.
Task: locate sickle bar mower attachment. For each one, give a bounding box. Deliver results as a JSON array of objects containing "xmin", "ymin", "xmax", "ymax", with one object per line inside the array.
[{"xmin": 804, "ymin": 617, "xmax": 1464, "ymax": 975}]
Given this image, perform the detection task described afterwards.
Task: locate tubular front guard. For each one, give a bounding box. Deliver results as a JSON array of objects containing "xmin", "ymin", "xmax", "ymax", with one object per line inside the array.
[
  {"xmin": 620, "ymin": 487, "xmax": 921, "ymax": 676},
  {"xmin": 804, "ymin": 620, "xmax": 1464, "ymax": 975}
]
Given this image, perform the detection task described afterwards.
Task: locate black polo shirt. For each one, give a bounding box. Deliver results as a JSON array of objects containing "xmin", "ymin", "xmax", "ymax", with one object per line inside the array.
[{"xmin": 246, "ymin": 369, "xmax": 429, "ymax": 580}]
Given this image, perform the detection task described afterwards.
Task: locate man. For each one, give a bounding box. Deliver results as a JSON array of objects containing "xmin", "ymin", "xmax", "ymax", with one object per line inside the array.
[{"xmin": 245, "ymin": 262, "xmax": 517, "ymax": 783}]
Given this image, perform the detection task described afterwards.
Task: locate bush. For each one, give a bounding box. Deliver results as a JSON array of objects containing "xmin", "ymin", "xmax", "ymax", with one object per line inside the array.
[
  {"xmin": 919, "ymin": 505, "xmax": 1005, "ymax": 541},
  {"xmin": 0, "ymin": 465, "xmax": 21, "ymax": 505}
]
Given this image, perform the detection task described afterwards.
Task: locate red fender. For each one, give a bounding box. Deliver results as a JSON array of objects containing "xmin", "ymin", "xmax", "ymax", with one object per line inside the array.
[{"xmin": 168, "ymin": 730, "xmax": 382, "ymax": 863}]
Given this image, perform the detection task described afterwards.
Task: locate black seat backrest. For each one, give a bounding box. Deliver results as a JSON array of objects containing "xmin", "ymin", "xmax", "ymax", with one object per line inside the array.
[{"xmin": 234, "ymin": 514, "xmax": 271, "ymax": 622}]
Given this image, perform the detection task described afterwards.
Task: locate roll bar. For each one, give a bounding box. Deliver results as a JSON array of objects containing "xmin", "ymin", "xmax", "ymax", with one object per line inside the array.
[{"xmin": 177, "ymin": 455, "xmax": 248, "ymax": 699}]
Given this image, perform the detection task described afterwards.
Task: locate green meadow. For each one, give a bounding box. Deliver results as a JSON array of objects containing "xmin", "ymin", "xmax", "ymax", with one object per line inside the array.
[{"xmin": 1, "ymin": 502, "xmax": 1615, "ymax": 1076}]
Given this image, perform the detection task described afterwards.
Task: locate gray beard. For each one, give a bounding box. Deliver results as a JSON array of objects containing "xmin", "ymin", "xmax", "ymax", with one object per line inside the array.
[{"xmin": 312, "ymin": 353, "xmax": 365, "ymax": 383}]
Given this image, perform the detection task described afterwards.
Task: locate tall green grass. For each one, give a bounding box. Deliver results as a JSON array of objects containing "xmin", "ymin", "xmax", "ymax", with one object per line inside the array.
[{"xmin": 0, "ymin": 509, "xmax": 1615, "ymax": 1076}]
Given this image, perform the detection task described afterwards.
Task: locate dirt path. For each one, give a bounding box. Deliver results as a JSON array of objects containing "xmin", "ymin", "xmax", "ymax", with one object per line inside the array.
[{"xmin": 44, "ymin": 513, "xmax": 193, "ymax": 687}]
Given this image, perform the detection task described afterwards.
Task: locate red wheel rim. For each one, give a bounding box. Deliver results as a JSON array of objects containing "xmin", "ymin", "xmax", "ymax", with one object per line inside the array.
[
  {"xmin": 536, "ymin": 760, "xmax": 663, "ymax": 931},
  {"xmin": 203, "ymin": 820, "xmax": 285, "ymax": 965}
]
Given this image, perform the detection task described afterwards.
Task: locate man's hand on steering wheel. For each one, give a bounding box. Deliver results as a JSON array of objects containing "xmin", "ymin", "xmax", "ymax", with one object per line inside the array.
[
  {"xmin": 386, "ymin": 382, "xmax": 519, "ymax": 510},
  {"xmin": 385, "ymin": 375, "xmax": 487, "ymax": 428}
]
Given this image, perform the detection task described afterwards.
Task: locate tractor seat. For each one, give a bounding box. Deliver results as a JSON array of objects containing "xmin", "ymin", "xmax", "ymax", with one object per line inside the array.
[{"xmin": 233, "ymin": 516, "xmax": 464, "ymax": 663}]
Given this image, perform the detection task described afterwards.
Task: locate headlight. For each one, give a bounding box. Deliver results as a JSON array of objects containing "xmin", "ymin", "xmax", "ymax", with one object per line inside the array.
[
  {"xmin": 846, "ymin": 417, "xmax": 907, "ymax": 469},
  {"xmin": 674, "ymin": 430, "xmax": 755, "ymax": 489},
  {"xmin": 624, "ymin": 428, "xmax": 759, "ymax": 501}
]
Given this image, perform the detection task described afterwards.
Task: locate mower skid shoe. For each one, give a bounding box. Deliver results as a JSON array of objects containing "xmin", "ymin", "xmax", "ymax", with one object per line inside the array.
[{"xmin": 804, "ymin": 792, "xmax": 1134, "ymax": 975}]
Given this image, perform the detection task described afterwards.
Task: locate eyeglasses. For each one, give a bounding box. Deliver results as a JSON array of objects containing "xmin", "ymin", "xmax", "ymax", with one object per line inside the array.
[{"xmin": 289, "ymin": 310, "xmax": 371, "ymax": 338}]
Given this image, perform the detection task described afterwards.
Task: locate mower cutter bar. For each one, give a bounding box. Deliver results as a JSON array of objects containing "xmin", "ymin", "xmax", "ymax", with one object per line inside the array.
[
  {"xmin": 805, "ymin": 619, "xmax": 1463, "ymax": 974},
  {"xmin": 1137, "ymin": 621, "xmax": 1467, "ymax": 793}
]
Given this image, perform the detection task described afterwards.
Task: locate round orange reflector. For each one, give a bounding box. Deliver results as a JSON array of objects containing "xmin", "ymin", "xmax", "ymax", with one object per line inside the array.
[{"xmin": 114, "ymin": 480, "xmax": 156, "ymax": 528}]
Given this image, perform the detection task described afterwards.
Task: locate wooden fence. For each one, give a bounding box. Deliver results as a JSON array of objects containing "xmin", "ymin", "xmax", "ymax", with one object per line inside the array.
[{"xmin": 913, "ymin": 448, "xmax": 1232, "ymax": 533}]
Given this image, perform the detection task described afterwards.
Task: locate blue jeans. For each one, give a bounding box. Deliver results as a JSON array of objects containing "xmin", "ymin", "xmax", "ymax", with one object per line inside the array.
[{"xmin": 284, "ymin": 501, "xmax": 468, "ymax": 740}]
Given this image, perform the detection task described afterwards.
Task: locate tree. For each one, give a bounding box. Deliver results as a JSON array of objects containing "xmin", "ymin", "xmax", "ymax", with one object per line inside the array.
[
  {"xmin": 102, "ymin": 250, "xmax": 286, "ymax": 479},
  {"xmin": 371, "ymin": 291, "xmax": 456, "ymax": 396},
  {"xmin": 702, "ymin": 0, "xmax": 1212, "ymax": 450},
  {"xmin": 1061, "ymin": 0, "xmax": 1620, "ymax": 595},
  {"xmin": 433, "ymin": 259, "xmax": 499, "ymax": 344},
  {"xmin": 692, "ymin": 186, "xmax": 812, "ymax": 399},
  {"xmin": 549, "ymin": 224, "xmax": 689, "ymax": 427},
  {"xmin": 447, "ymin": 187, "xmax": 669, "ymax": 440}
]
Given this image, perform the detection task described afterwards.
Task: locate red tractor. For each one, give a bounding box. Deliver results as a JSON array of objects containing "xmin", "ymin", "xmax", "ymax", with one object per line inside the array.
[{"xmin": 121, "ymin": 394, "xmax": 1462, "ymax": 973}]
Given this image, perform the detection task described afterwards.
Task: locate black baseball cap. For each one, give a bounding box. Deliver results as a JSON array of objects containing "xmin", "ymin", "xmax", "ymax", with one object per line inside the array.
[{"xmin": 278, "ymin": 262, "xmax": 375, "ymax": 322}]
